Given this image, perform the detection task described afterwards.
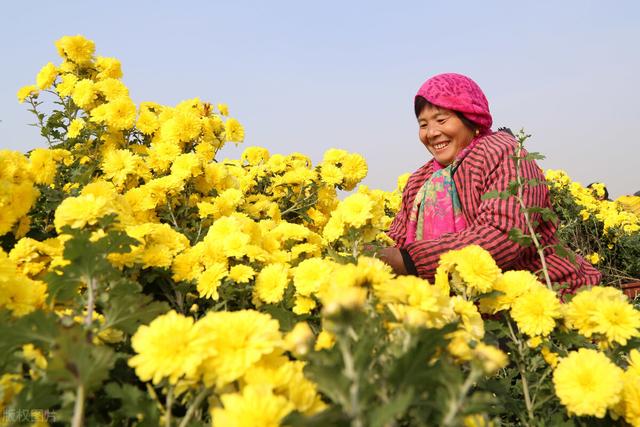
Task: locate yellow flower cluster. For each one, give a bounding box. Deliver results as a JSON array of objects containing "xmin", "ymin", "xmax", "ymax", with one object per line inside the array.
[
  {"xmin": 322, "ymin": 186, "xmax": 399, "ymax": 248},
  {"xmin": 10, "ymin": 35, "xmax": 640, "ymax": 425},
  {"xmin": 0, "ymin": 250, "xmax": 47, "ymax": 317},
  {"xmin": 553, "ymin": 348, "xmax": 623, "ymax": 418},
  {"xmin": 128, "ymin": 310, "xmax": 325, "ymax": 422},
  {"xmin": 0, "ymin": 150, "xmax": 42, "ymax": 236},
  {"xmin": 551, "ymin": 347, "xmax": 640, "ymax": 424},
  {"xmin": 319, "ymin": 148, "xmax": 368, "ymax": 191},
  {"xmin": 564, "ymin": 286, "xmax": 640, "ymax": 346},
  {"xmin": 545, "ymin": 169, "xmax": 639, "ymax": 234}
]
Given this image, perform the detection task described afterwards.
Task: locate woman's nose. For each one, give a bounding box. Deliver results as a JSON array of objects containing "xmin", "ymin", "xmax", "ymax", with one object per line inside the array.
[{"xmin": 427, "ymin": 125, "xmax": 441, "ymax": 139}]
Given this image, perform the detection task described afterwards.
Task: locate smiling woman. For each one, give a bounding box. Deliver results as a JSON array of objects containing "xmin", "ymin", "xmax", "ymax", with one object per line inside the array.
[{"xmin": 379, "ymin": 73, "xmax": 601, "ymax": 293}]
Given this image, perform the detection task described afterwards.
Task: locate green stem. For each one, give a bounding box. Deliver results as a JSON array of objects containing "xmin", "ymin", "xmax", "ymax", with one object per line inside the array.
[
  {"xmin": 514, "ymin": 136, "xmax": 553, "ymax": 290},
  {"xmin": 84, "ymin": 276, "xmax": 96, "ymax": 328},
  {"xmin": 165, "ymin": 385, "xmax": 173, "ymax": 427},
  {"xmin": 71, "ymin": 383, "xmax": 85, "ymax": 427},
  {"xmin": 178, "ymin": 387, "xmax": 210, "ymax": 427},
  {"xmin": 442, "ymin": 367, "xmax": 481, "ymax": 426},
  {"xmin": 337, "ymin": 332, "xmax": 363, "ymax": 427},
  {"xmin": 505, "ymin": 316, "xmax": 534, "ymax": 425}
]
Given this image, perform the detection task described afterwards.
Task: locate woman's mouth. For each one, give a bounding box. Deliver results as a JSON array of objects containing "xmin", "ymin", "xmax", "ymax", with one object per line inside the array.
[{"xmin": 432, "ymin": 141, "xmax": 450, "ymax": 151}]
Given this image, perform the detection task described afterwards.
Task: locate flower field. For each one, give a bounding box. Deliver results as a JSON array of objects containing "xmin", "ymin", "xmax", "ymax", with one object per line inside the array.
[{"xmin": 1, "ymin": 35, "xmax": 640, "ymax": 426}]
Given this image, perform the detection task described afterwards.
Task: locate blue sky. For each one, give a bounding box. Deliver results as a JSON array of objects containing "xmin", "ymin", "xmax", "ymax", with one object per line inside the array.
[{"xmin": 1, "ymin": 1, "xmax": 639, "ymax": 197}]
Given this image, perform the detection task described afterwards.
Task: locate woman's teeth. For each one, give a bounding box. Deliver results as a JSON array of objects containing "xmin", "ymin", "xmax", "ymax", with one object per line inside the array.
[{"xmin": 433, "ymin": 142, "xmax": 449, "ymax": 150}]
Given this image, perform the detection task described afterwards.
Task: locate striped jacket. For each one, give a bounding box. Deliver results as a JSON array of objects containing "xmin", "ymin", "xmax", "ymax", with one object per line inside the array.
[{"xmin": 388, "ymin": 131, "xmax": 601, "ymax": 292}]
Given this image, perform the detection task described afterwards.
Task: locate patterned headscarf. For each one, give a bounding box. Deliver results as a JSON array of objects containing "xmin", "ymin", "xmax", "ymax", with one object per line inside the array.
[
  {"xmin": 415, "ymin": 73, "xmax": 492, "ymax": 131},
  {"xmin": 406, "ymin": 73, "xmax": 492, "ymax": 244}
]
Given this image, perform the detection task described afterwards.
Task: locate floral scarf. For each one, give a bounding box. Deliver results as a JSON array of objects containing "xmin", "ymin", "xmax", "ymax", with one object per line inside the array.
[{"xmin": 405, "ymin": 138, "xmax": 480, "ymax": 244}]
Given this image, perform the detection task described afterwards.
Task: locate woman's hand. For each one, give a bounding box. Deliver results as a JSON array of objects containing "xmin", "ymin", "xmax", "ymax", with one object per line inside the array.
[{"xmin": 378, "ymin": 247, "xmax": 408, "ymax": 275}]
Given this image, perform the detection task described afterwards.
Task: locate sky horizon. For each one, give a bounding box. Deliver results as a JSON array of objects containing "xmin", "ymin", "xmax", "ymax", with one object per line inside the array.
[{"xmin": 1, "ymin": 1, "xmax": 639, "ymax": 198}]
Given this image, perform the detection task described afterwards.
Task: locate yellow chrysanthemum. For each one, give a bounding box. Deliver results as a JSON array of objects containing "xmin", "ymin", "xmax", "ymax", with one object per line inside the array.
[
  {"xmin": 228, "ymin": 264, "xmax": 255, "ymax": 283},
  {"xmin": 71, "ymin": 79, "xmax": 97, "ymax": 109},
  {"xmin": 211, "ymin": 384, "xmax": 293, "ymax": 427},
  {"xmin": 450, "ymin": 245, "xmax": 501, "ymax": 295},
  {"xmin": 473, "ymin": 343, "xmax": 508, "ymax": 375},
  {"xmin": 95, "ymin": 56, "xmax": 123, "ymax": 80},
  {"xmin": 55, "ymin": 34, "xmax": 95, "ymax": 64},
  {"xmin": 293, "ymin": 258, "xmax": 332, "ymax": 297},
  {"xmin": 95, "ymin": 78, "xmax": 129, "ymax": 101},
  {"xmin": 284, "ymin": 322, "xmax": 314, "ymax": 356},
  {"xmin": 242, "ymin": 146, "xmax": 270, "ymax": 165},
  {"xmin": 53, "ymin": 194, "xmax": 115, "ymax": 231},
  {"xmin": 67, "ymin": 118, "xmax": 85, "ymax": 138},
  {"xmin": 315, "ymin": 330, "xmax": 335, "ymax": 351},
  {"xmin": 617, "ymin": 370, "xmax": 640, "ymax": 426},
  {"xmin": 553, "ymin": 348, "xmax": 623, "ymax": 418},
  {"xmin": 564, "ymin": 286, "xmax": 627, "ymax": 338},
  {"xmin": 338, "ymin": 193, "xmax": 373, "ymax": 228},
  {"xmin": 0, "ymin": 251, "xmax": 48, "ymax": 317},
  {"xmin": 340, "ymin": 153, "xmax": 368, "ymax": 190},
  {"xmin": 28, "ymin": 148, "xmax": 58, "ymax": 185},
  {"xmin": 91, "ymin": 96, "xmax": 137, "ymax": 130},
  {"xmin": 101, "ymin": 149, "xmax": 138, "ymax": 187},
  {"xmin": 56, "ymin": 73, "xmax": 78, "ymax": 97},
  {"xmin": 196, "ymin": 262, "xmax": 227, "ymax": 300},
  {"xmin": 128, "ymin": 310, "xmax": 203, "ymax": 384},
  {"xmin": 255, "ymin": 263, "xmax": 290, "ymax": 304},
  {"xmin": 590, "ymin": 298, "xmax": 640, "ymax": 345},
  {"xmin": 511, "ymin": 285, "xmax": 561, "ymax": 336},
  {"xmin": 17, "ymin": 85, "xmax": 38, "ymax": 103},
  {"xmin": 36, "ymin": 62, "xmax": 58, "ymax": 90},
  {"xmin": 224, "ymin": 118, "xmax": 244, "ymax": 142},
  {"xmin": 541, "ymin": 346, "xmax": 559, "ymax": 368},
  {"xmin": 320, "ymin": 163, "xmax": 344, "ymax": 186},
  {"xmin": 293, "ymin": 294, "xmax": 317, "ymax": 315},
  {"xmin": 478, "ymin": 270, "xmax": 539, "ymax": 314},
  {"xmin": 192, "ymin": 310, "xmax": 283, "ymax": 388},
  {"xmin": 22, "ymin": 344, "xmax": 47, "ymax": 369}
]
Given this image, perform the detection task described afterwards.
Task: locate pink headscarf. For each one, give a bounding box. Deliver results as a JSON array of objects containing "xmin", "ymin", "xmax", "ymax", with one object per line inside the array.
[{"xmin": 415, "ymin": 73, "xmax": 492, "ymax": 131}]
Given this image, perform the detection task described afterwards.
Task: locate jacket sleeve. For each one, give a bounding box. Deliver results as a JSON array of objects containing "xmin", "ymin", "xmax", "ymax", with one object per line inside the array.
[{"xmin": 404, "ymin": 141, "xmax": 547, "ymax": 281}]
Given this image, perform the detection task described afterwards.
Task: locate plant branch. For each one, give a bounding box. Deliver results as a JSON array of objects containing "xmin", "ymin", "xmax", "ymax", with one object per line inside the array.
[
  {"xmin": 513, "ymin": 133, "xmax": 553, "ymax": 290},
  {"xmin": 165, "ymin": 384, "xmax": 174, "ymax": 427},
  {"xmin": 442, "ymin": 367, "xmax": 482, "ymax": 427},
  {"xmin": 505, "ymin": 315, "xmax": 534, "ymax": 425},
  {"xmin": 178, "ymin": 387, "xmax": 210, "ymax": 427},
  {"xmin": 71, "ymin": 383, "xmax": 85, "ymax": 427},
  {"xmin": 337, "ymin": 332, "xmax": 363, "ymax": 427}
]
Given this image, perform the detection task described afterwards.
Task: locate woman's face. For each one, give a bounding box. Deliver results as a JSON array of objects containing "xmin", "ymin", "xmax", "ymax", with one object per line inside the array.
[{"xmin": 418, "ymin": 105, "xmax": 475, "ymax": 166}]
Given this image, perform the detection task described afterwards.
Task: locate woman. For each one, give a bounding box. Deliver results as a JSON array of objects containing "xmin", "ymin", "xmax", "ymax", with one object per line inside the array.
[{"xmin": 380, "ymin": 73, "xmax": 601, "ymax": 292}]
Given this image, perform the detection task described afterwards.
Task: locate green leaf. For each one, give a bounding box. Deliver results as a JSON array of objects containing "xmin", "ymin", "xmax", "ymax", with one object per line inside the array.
[
  {"xmin": 540, "ymin": 208, "xmax": 559, "ymax": 224},
  {"xmin": 553, "ymin": 244, "xmax": 577, "ymax": 265},
  {"xmin": 104, "ymin": 382, "xmax": 161, "ymax": 426},
  {"xmin": 47, "ymin": 326, "xmax": 116, "ymax": 392},
  {"xmin": 0, "ymin": 310, "xmax": 60, "ymax": 357},
  {"xmin": 553, "ymin": 328, "xmax": 591, "ymax": 349},
  {"xmin": 262, "ymin": 304, "xmax": 298, "ymax": 332},
  {"xmin": 481, "ymin": 190, "xmax": 500, "ymax": 201},
  {"xmin": 11, "ymin": 378, "xmax": 61, "ymax": 412},
  {"xmin": 284, "ymin": 407, "xmax": 350, "ymax": 427},
  {"xmin": 369, "ymin": 389, "xmax": 414, "ymax": 427},
  {"xmin": 102, "ymin": 280, "xmax": 169, "ymax": 335},
  {"xmin": 507, "ymin": 228, "xmax": 533, "ymax": 248},
  {"xmin": 524, "ymin": 152, "xmax": 546, "ymax": 161},
  {"xmin": 388, "ymin": 324, "xmax": 456, "ymax": 390}
]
